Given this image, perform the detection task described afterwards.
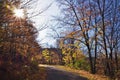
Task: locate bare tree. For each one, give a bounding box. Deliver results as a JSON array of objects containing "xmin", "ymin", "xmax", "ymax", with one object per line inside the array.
[
  {"xmin": 56, "ymin": 0, "xmax": 97, "ymax": 73},
  {"xmin": 56, "ymin": 0, "xmax": 120, "ymax": 76}
]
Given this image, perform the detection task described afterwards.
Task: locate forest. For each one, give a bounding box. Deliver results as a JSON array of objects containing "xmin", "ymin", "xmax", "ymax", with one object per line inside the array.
[{"xmin": 0, "ymin": 0, "xmax": 120, "ymax": 80}]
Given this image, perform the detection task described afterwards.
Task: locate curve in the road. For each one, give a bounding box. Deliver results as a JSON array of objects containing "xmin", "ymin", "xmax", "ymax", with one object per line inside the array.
[{"xmin": 45, "ymin": 67, "xmax": 88, "ymax": 80}]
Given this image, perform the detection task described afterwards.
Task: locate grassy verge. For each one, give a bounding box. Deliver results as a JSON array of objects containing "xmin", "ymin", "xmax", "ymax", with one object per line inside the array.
[{"xmin": 55, "ymin": 65, "xmax": 109, "ymax": 80}]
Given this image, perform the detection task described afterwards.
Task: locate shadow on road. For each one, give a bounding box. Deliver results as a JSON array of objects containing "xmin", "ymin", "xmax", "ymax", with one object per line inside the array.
[{"xmin": 46, "ymin": 67, "xmax": 88, "ymax": 80}]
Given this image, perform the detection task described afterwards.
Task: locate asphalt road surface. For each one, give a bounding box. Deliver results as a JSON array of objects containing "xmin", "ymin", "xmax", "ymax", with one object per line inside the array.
[{"xmin": 39, "ymin": 65, "xmax": 88, "ymax": 80}]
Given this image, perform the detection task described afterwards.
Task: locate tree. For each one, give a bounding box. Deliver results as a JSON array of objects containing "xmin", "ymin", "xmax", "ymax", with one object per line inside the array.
[
  {"xmin": 95, "ymin": 0, "xmax": 120, "ymax": 76},
  {"xmin": 56, "ymin": 0, "xmax": 120, "ymax": 76},
  {"xmin": 42, "ymin": 49, "xmax": 52, "ymax": 64},
  {"xmin": 57, "ymin": 0, "xmax": 97, "ymax": 73},
  {"xmin": 0, "ymin": 0, "xmax": 42, "ymax": 79},
  {"xmin": 0, "ymin": 0, "xmax": 41, "ymax": 60}
]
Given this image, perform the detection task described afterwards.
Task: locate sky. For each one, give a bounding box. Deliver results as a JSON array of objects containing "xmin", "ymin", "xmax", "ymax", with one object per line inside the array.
[{"xmin": 28, "ymin": 0, "xmax": 60, "ymax": 48}]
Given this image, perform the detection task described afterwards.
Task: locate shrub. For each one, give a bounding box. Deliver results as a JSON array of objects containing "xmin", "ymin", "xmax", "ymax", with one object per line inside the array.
[
  {"xmin": 74, "ymin": 60, "xmax": 90, "ymax": 71},
  {"xmin": 0, "ymin": 55, "xmax": 46, "ymax": 80}
]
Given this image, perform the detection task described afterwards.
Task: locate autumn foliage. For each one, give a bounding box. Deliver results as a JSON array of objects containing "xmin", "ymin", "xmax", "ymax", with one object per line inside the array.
[
  {"xmin": 56, "ymin": 0, "xmax": 120, "ymax": 79},
  {"xmin": 0, "ymin": 0, "xmax": 43, "ymax": 80}
]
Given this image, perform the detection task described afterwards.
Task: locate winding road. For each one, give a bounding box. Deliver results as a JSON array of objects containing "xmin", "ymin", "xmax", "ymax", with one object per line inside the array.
[{"xmin": 39, "ymin": 65, "xmax": 88, "ymax": 80}]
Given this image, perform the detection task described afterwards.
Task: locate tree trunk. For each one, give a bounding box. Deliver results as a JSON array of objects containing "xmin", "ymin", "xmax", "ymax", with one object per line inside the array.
[{"xmin": 87, "ymin": 45, "xmax": 94, "ymax": 74}]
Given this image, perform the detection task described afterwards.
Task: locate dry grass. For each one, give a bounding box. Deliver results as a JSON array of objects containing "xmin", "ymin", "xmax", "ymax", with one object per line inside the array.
[{"xmin": 55, "ymin": 65, "xmax": 109, "ymax": 80}]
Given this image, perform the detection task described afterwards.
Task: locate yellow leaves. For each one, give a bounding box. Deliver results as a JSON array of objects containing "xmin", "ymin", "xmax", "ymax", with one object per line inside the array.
[
  {"xmin": 42, "ymin": 49, "xmax": 51, "ymax": 63},
  {"xmin": 42, "ymin": 49, "xmax": 49, "ymax": 56},
  {"xmin": 6, "ymin": 4, "xmax": 10, "ymax": 9}
]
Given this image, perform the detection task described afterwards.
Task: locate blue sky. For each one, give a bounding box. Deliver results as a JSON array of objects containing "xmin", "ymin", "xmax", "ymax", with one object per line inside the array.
[{"xmin": 28, "ymin": 0, "xmax": 60, "ymax": 47}]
